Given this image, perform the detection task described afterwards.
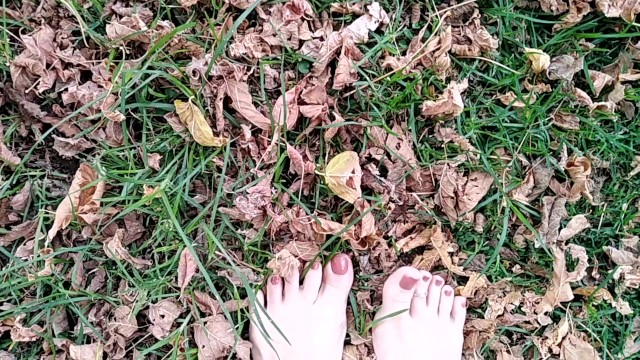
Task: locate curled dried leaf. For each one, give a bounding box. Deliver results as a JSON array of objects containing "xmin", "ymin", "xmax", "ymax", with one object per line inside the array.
[
  {"xmin": 267, "ymin": 249, "xmax": 301, "ymax": 278},
  {"xmin": 524, "ymin": 47, "xmax": 550, "ymax": 74},
  {"xmin": 547, "ymin": 54, "xmax": 583, "ymax": 81},
  {"xmin": 323, "ymin": 151, "xmax": 362, "ymax": 203},
  {"xmin": 538, "ymin": 244, "xmax": 588, "ymax": 314},
  {"xmin": 174, "ymin": 100, "xmax": 228, "ymax": 147},
  {"xmin": 178, "ymin": 248, "xmax": 198, "ymax": 295},
  {"xmin": 421, "ymin": 79, "xmax": 468, "ymax": 119}
]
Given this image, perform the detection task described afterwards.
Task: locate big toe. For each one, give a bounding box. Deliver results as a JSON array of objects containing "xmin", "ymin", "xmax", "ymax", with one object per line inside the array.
[
  {"xmin": 318, "ymin": 253, "xmax": 354, "ymax": 304},
  {"xmin": 378, "ymin": 266, "xmax": 422, "ymax": 317}
]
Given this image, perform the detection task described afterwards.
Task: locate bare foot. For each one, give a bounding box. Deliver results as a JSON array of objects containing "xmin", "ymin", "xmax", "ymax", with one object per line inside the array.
[
  {"xmin": 372, "ymin": 266, "xmax": 467, "ymax": 360},
  {"xmin": 249, "ymin": 254, "xmax": 354, "ymax": 360}
]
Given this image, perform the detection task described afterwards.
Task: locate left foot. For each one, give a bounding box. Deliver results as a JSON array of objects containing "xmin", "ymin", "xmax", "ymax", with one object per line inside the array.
[{"xmin": 249, "ymin": 254, "xmax": 354, "ymax": 360}]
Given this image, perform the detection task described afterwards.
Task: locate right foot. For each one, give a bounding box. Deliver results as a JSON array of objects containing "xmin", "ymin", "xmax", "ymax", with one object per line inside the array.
[{"xmin": 372, "ymin": 266, "xmax": 467, "ymax": 360}]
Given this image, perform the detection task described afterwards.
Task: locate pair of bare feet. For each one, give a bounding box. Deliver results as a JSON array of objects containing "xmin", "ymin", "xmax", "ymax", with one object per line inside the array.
[{"xmin": 249, "ymin": 254, "xmax": 467, "ymax": 360}]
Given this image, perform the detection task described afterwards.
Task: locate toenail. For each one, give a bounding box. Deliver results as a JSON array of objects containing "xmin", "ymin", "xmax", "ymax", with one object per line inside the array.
[
  {"xmin": 312, "ymin": 261, "xmax": 320, "ymax": 270},
  {"xmin": 270, "ymin": 276, "xmax": 281, "ymax": 285},
  {"xmin": 330, "ymin": 254, "xmax": 349, "ymax": 275},
  {"xmin": 422, "ymin": 275, "xmax": 430, "ymax": 282},
  {"xmin": 444, "ymin": 289, "xmax": 452, "ymax": 296},
  {"xmin": 399, "ymin": 275, "xmax": 419, "ymax": 290},
  {"xmin": 435, "ymin": 278, "xmax": 443, "ymax": 286},
  {"xmin": 462, "ymin": 300, "xmax": 467, "ymax": 308}
]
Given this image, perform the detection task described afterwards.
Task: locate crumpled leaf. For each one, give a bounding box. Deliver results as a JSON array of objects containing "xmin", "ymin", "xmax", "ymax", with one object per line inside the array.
[
  {"xmin": 412, "ymin": 223, "xmax": 467, "ymax": 276},
  {"xmin": 53, "ymin": 136, "xmax": 94, "ymax": 158},
  {"xmin": 524, "ymin": 48, "xmax": 551, "ymax": 74},
  {"xmin": 225, "ymin": 79, "xmax": 272, "ymax": 130},
  {"xmin": 178, "ymin": 0, "xmax": 199, "ymax": 8},
  {"xmin": 174, "ymin": 100, "xmax": 228, "ymax": 147},
  {"xmin": 0, "ymin": 220, "xmax": 37, "ymax": 247},
  {"xmin": 148, "ymin": 153, "xmax": 162, "ymax": 171},
  {"xmin": 194, "ymin": 315, "xmax": 252, "ymax": 359},
  {"xmin": 148, "ymin": 299, "xmax": 183, "ymax": 340},
  {"xmin": 603, "ymin": 246, "xmax": 638, "ymax": 266},
  {"xmin": 47, "ymin": 163, "xmax": 106, "ymax": 244},
  {"xmin": 596, "ymin": 0, "xmax": 640, "ymax": 22},
  {"xmin": 194, "ymin": 291, "xmax": 222, "ymax": 315},
  {"xmin": 557, "ymin": 215, "xmax": 591, "ymax": 242},
  {"xmin": 421, "ymin": 79, "xmax": 468, "ymax": 119},
  {"xmin": 538, "ymin": 244, "xmax": 589, "ymax": 314},
  {"xmin": 588, "ymin": 70, "xmax": 614, "ymax": 97},
  {"xmin": 547, "ymin": 54, "xmax": 583, "ymax": 81},
  {"xmin": 103, "ymin": 229, "xmax": 152, "ymax": 269},
  {"xmin": 566, "ymin": 156, "xmax": 598, "ymax": 204},
  {"xmin": 560, "ymin": 332, "xmax": 601, "ymax": 360},
  {"xmin": 552, "ymin": 111, "xmax": 581, "ymax": 130},
  {"xmin": 108, "ymin": 305, "xmax": 138, "ymax": 338},
  {"xmin": 69, "ymin": 342, "xmax": 104, "ymax": 360},
  {"xmin": 323, "ymin": 151, "xmax": 362, "ymax": 203},
  {"xmin": 627, "ymin": 155, "xmax": 640, "ymax": 179},
  {"xmin": 498, "ymin": 91, "xmax": 537, "ymax": 108},
  {"xmin": 457, "ymin": 171, "xmax": 494, "ymax": 215},
  {"xmin": 178, "ymin": 248, "xmax": 198, "ymax": 295},
  {"xmin": 267, "ymin": 248, "xmax": 300, "ymax": 278},
  {"xmin": 0, "ymin": 124, "xmax": 20, "ymax": 166},
  {"xmin": 10, "ymin": 181, "xmax": 31, "ymax": 212},
  {"xmin": 10, "ymin": 315, "xmax": 43, "ymax": 342}
]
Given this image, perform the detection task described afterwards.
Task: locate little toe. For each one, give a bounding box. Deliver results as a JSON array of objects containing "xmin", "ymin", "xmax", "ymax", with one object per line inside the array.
[
  {"xmin": 380, "ymin": 266, "xmax": 422, "ymax": 316},
  {"xmin": 283, "ymin": 266, "xmax": 300, "ymax": 301},
  {"xmin": 426, "ymin": 275, "xmax": 445, "ymax": 314},
  {"xmin": 438, "ymin": 285, "xmax": 455, "ymax": 318},
  {"xmin": 266, "ymin": 276, "xmax": 284, "ymax": 310},
  {"xmin": 318, "ymin": 253, "xmax": 354, "ymax": 304},
  {"xmin": 301, "ymin": 261, "xmax": 323, "ymax": 302},
  {"xmin": 451, "ymin": 296, "xmax": 467, "ymax": 329},
  {"xmin": 410, "ymin": 271, "xmax": 432, "ymax": 318}
]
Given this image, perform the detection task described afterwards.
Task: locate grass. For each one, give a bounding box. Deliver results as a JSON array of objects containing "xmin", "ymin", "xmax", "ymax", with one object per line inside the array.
[{"xmin": 1, "ymin": 0, "xmax": 640, "ymax": 359}]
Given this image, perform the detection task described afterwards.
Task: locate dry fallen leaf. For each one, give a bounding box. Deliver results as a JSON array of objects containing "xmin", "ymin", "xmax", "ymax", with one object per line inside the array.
[
  {"xmin": 225, "ymin": 79, "xmax": 272, "ymax": 131},
  {"xmin": 11, "ymin": 181, "xmax": 31, "ymax": 212},
  {"xmin": 524, "ymin": 48, "xmax": 551, "ymax": 74},
  {"xmin": 178, "ymin": 248, "xmax": 198, "ymax": 295},
  {"xmin": 421, "ymin": 79, "xmax": 468, "ymax": 118},
  {"xmin": 628, "ymin": 155, "xmax": 640, "ymax": 179},
  {"xmin": 69, "ymin": 342, "xmax": 103, "ymax": 360},
  {"xmin": 47, "ymin": 163, "xmax": 106, "ymax": 245},
  {"xmin": 498, "ymin": 91, "xmax": 537, "ymax": 108},
  {"xmin": 323, "ymin": 151, "xmax": 362, "ymax": 203},
  {"xmin": 148, "ymin": 153, "xmax": 162, "ymax": 171},
  {"xmin": 547, "ymin": 54, "xmax": 583, "ymax": 81},
  {"xmin": 108, "ymin": 305, "xmax": 138, "ymax": 338},
  {"xmin": 267, "ymin": 248, "xmax": 300, "ymax": 278},
  {"xmin": 52, "ymin": 136, "xmax": 94, "ymax": 158},
  {"xmin": 603, "ymin": 246, "xmax": 638, "ymax": 266},
  {"xmin": 194, "ymin": 291, "xmax": 221, "ymax": 315},
  {"xmin": 413, "ymin": 223, "xmax": 467, "ymax": 276},
  {"xmin": 538, "ymin": 244, "xmax": 589, "ymax": 314},
  {"xmin": 103, "ymin": 229, "xmax": 152, "ymax": 269},
  {"xmin": 457, "ymin": 171, "xmax": 494, "ymax": 215},
  {"xmin": 558, "ymin": 214, "xmax": 591, "ymax": 242},
  {"xmin": 561, "ymin": 332, "xmax": 601, "ymax": 360},
  {"xmin": 552, "ymin": 111, "xmax": 581, "ymax": 130},
  {"xmin": 148, "ymin": 299, "xmax": 183, "ymax": 340},
  {"xmin": 597, "ymin": 0, "xmax": 640, "ymax": 22},
  {"xmin": 174, "ymin": 100, "xmax": 229, "ymax": 147},
  {"xmin": 588, "ymin": 70, "xmax": 614, "ymax": 97},
  {"xmin": 566, "ymin": 156, "xmax": 598, "ymax": 205},
  {"xmin": 194, "ymin": 315, "xmax": 251, "ymax": 359}
]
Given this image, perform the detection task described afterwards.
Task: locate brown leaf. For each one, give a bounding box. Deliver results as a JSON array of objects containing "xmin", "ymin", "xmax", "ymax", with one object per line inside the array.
[
  {"xmin": 52, "ymin": 136, "xmax": 94, "ymax": 158},
  {"xmin": 334, "ymin": 39, "xmax": 364, "ymax": 90},
  {"xmin": 225, "ymin": 79, "xmax": 272, "ymax": 130},
  {"xmin": 286, "ymin": 144, "xmax": 314, "ymax": 176},
  {"xmin": 178, "ymin": 0, "xmax": 199, "ymax": 8},
  {"xmin": 174, "ymin": 100, "xmax": 229, "ymax": 147},
  {"xmin": 108, "ymin": 305, "xmax": 138, "ymax": 338},
  {"xmin": 47, "ymin": 163, "xmax": 106, "ymax": 244},
  {"xmin": 552, "ymin": 111, "xmax": 581, "ymax": 130},
  {"xmin": 628, "ymin": 155, "xmax": 640, "ymax": 179},
  {"xmin": 272, "ymin": 83, "xmax": 304, "ymax": 129},
  {"xmin": 10, "ymin": 181, "xmax": 31, "ymax": 213},
  {"xmin": 566, "ymin": 156, "xmax": 598, "ymax": 204},
  {"xmin": 547, "ymin": 54, "xmax": 583, "ymax": 81},
  {"xmin": 498, "ymin": 91, "xmax": 537, "ymax": 108},
  {"xmin": 457, "ymin": 171, "xmax": 493, "ymax": 214},
  {"xmin": 148, "ymin": 153, "xmax": 162, "ymax": 171},
  {"xmin": 597, "ymin": 0, "xmax": 640, "ymax": 22},
  {"xmin": 524, "ymin": 48, "xmax": 551, "ymax": 74},
  {"xmin": 603, "ymin": 246, "xmax": 638, "ymax": 266},
  {"xmin": 588, "ymin": 70, "xmax": 614, "ymax": 97},
  {"xmin": 573, "ymin": 286, "xmax": 614, "ymax": 305},
  {"xmin": 194, "ymin": 315, "xmax": 251, "ymax": 359},
  {"xmin": 560, "ymin": 332, "xmax": 601, "ymax": 360},
  {"xmin": 282, "ymin": 241, "xmax": 321, "ymax": 262},
  {"xmin": 429, "ymin": 223, "xmax": 466, "ymax": 275},
  {"xmin": 0, "ymin": 220, "xmax": 37, "ymax": 247},
  {"xmin": 397, "ymin": 226, "xmax": 436, "ymax": 253},
  {"xmin": 103, "ymin": 229, "xmax": 152, "ymax": 269},
  {"xmin": 69, "ymin": 342, "xmax": 103, "ymax": 360},
  {"xmin": 0, "ymin": 141, "xmax": 20, "ymax": 167},
  {"xmin": 421, "ymin": 79, "xmax": 468, "ymax": 118},
  {"xmin": 538, "ymin": 244, "xmax": 589, "ymax": 314},
  {"xmin": 267, "ymin": 249, "xmax": 300, "ymax": 278},
  {"xmin": 558, "ymin": 214, "xmax": 591, "ymax": 242},
  {"xmin": 435, "ymin": 165, "xmax": 460, "ymax": 223},
  {"xmin": 323, "ymin": 151, "xmax": 362, "ymax": 203},
  {"xmin": 148, "ymin": 299, "xmax": 183, "ymax": 340},
  {"xmin": 178, "ymin": 248, "xmax": 198, "ymax": 295},
  {"xmin": 10, "ymin": 315, "xmax": 43, "ymax": 342},
  {"xmin": 194, "ymin": 291, "xmax": 221, "ymax": 315}
]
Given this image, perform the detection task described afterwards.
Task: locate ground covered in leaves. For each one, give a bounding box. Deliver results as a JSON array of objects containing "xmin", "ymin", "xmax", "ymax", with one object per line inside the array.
[{"xmin": 1, "ymin": 0, "xmax": 640, "ymax": 359}]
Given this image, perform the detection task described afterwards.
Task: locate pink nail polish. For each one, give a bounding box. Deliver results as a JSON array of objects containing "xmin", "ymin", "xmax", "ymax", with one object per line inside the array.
[
  {"xmin": 270, "ymin": 276, "xmax": 281, "ymax": 285},
  {"xmin": 330, "ymin": 254, "xmax": 349, "ymax": 275},
  {"xmin": 422, "ymin": 275, "xmax": 430, "ymax": 282},
  {"xmin": 400, "ymin": 275, "xmax": 419, "ymax": 290},
  {"xmin": 312, "ymin": 261, "xmax": 320, "ymax": 270},
  {"xmin": 444, "ymin": 289, "xmax": 452, "ymax": 296},
  {"xmin": 462, "ymin": 300, "xmax": 467, "ymax": 308},
  {"xmin": 435, "ymin": 278, "xmax": 443, "ymax": 286}
]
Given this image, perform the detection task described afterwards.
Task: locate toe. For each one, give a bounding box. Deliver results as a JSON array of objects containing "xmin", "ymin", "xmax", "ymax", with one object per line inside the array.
[
  {"xmin": 301, "ymin": 261, "xmax": 323, "ymax": 302},
  {"xmin": 451, "ymin": 296, "xmax": 467, "ymax": 329},
  {"xmin": 319, "ymin": 253, "xmax": 354, "ymax": 304},
  {"xmin": 426, "ymin": 275, "xmax": 444, "ymax": 314},
  {"xmin": 266, "ymin": 276, "xmax": 283, "ymax": 309},
  {"xmin": 438, "ymin": 285, "xmax": 455, "ymax": 318},
  {"xmin": 380, "ymin": 266, "xmax": 422, "ymax": 316},
  {"xmin": 283, "ymin": 266, "xmax": 300, "ymax": 301},
  {"xmin": 410, "ymin": 271, "xmax": 432, "ymax": 318}
]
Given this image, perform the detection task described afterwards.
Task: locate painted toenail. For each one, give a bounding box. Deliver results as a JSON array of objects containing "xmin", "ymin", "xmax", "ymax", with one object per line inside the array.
[
  {"xmin": 399, "ymin": 275, "xmax": 419, "ymax": 290},
  {"xmin": 330, "ymin": 254, "xmax": 349, "ymax": 275},
  {"xmin": 462, "ymin": 300, "xmax": 467, "ymax": 308},
  {"xmin": 444, "ymin": 289, "xmax": 452, "ymax": 296},
  {"xmin": 271, "ymin": 276, "xmax": 281, "ymax": 285},
  {"xmin": 435, "ymin": 278, "xmax": 443, "ymax": 286},
  {"xmin": 422, "ymin": 275, "xmax": 430, "ymax": 282},
  {"xmin": 312, "ymin": 261, "xmax": 320, "ymax": 270}
]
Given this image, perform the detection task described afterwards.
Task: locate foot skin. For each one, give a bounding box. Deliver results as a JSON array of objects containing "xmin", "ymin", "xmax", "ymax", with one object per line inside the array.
[
  {"xmin": 250, "ymin": 254, "xmax": 354, "ymax": 360},
  {"xmin": 373, "ymin": 266, "xmax": 467, "ymax": 360}
]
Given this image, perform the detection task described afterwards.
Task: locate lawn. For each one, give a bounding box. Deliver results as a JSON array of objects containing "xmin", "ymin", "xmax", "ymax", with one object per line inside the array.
[{"xmin": 1, "ymin": 0, "xmax": 639, "ymax": 359}]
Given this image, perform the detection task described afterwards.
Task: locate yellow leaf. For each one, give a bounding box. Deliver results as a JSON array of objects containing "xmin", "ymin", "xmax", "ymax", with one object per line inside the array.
[
  {"xmin": 174, "ymin": 99, "xmax": 229, "ymax": 147},
  {"xmin": 524, "ymin": 48, "xmax": 550, "ymax": 74},
  {"xmin": 323, "ymin": 151, "xmax": 362, "ymax": 203}
]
